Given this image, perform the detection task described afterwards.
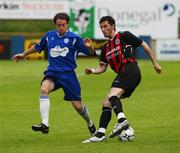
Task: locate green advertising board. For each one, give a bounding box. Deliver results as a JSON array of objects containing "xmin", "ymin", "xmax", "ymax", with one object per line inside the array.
[{"xmin": 69, "ymin": 0, "xmax": 94, "ymax": 37}]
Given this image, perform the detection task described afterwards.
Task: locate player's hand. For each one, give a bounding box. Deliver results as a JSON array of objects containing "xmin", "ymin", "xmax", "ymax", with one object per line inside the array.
[
  {"xmin": 154, "ymin": 63, "xmax": 162, "ymax": 74},
  {"xmin": 85, "ymin": 67, "xmax": 95, "ymax": 74},
  {"xmin": 84, "ymin": 38, "xmax": 95, "ymax": 55},
  {"xmin": 12, "ymin": 53, "xmax": 24, "ymax": 62},
  {"xmin": 84, "ymin": 38, "xmax": 92, "ymax": 48}
]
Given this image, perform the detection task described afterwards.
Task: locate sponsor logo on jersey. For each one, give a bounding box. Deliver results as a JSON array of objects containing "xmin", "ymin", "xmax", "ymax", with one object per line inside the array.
[
  {"xmin": 50, "ymin": 45, "xmax": 69, "ymax": 57},
  {"xmin": 115, "ymin": 39, "xmax": 120, "ymax": 44},
  {"xmin": 64, "ymin": 38, "xmax": 69, "ymax": 44},
  {"xmin": 51, "ymin": 37, "xmax": 54, "ymax": 41}
]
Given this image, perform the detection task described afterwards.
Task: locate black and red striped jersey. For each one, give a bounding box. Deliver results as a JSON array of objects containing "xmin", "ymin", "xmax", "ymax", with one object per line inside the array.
[{"xmin": 100, "ymin": 31, "xmax": 142, "ymax": 73}]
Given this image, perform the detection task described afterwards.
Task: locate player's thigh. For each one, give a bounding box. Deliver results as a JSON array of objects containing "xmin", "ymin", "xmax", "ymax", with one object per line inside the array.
[
  {"xmin": 41, "ymin": 79, "xmax": 55, "ymax": 95},
  {"xmin": 107, "ymin": 87, "xmax": 125, "ymax": 99},
  {"xmin": 102, "ymin": 97, "xmax": 111, "ymax": 107},
  {"xmin": 102, "ymin": 88, "xmax": 125, "ymax": 107}
]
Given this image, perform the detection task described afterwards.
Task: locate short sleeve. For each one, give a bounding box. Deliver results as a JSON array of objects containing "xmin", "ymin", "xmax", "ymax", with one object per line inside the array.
[
  {"xmin": 122, "ymin": 31, "xmax": 142, "ymax": 48},
  {"xmin": 99, "ymin": 45, "xmax": 108, "ymax": 65},
  {"xmin": 74, "ymin": 37, "xmax": 89, "ymax": 55},
  {"xmin": 34, "ymin": 34, "xmax": 47, "ymax": 53}
]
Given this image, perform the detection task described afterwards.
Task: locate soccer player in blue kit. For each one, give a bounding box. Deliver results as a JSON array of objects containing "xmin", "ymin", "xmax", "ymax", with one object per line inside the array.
[{"xmin": 12, "ymin": 12, "xmax": 96, "ymax": 136}]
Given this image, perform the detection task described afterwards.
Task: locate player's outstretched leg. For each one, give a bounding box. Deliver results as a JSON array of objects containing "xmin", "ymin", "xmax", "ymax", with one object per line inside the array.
[
  {"xmin": 77, "ymin": 104, "xmax": 97, "ymax": 136},
  {"xmin": 82, "ymin": 106, "xmax": 112, "ymax": 143},
  {"xmin": 108, "ymin": 96, "xmax": 129, "ymax": 138}
]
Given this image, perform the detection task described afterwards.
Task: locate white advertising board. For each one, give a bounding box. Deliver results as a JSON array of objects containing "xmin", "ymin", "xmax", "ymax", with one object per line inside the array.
[
  {"xmin": 0, "ymin": 0, "xmax": 69, "ymax": 19},
  {"xmin": 156, "ymin": 39, "xmax": 180, "ymax": 61},
  {"xmin": 94, "ymin": 0, "xmax": 179, "ymax": 39}
]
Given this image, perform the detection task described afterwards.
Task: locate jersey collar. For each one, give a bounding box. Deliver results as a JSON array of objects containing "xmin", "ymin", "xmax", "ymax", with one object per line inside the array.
[
  {"xmin": 109, "ymin": 31, "xmax": 118, "ymax": 41},
  {"xmin": 56, "ymin": 30, "xmax": 69, "ymax": 38}
]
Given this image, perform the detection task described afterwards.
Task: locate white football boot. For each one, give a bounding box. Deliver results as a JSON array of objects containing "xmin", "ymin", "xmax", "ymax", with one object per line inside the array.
[
  {"xmin": 109, "ymin": 120, "xmax": 129, "ymax": 138},
  {"xmin": 82, "ymin": 136, "xmax": 106, "ymax": 143}
]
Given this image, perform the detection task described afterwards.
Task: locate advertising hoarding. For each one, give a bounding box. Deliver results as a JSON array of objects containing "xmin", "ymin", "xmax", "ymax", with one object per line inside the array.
[
  {"xmin": 24, "ymin": 39, "xmax": 45, "ymax": 60},
  {"xmin": 94, "ymin": 0, "xmax": 178, "ymax": 39},
  {"xmin": 156, "ymin": 39, "xmax": 180, "ymax": 60},
  {"xmin": 0, "ymin": 0, "xmax": 69, "ymax": 19},
  {"xmin": 0, "ymin": 40, "xmax": 11, "ymax": 59}
]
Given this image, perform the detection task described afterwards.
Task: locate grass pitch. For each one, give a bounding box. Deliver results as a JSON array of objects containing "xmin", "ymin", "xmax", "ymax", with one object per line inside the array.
[{"xmin": 0, "ymin": 58, "xmax": 180, "ymax": 153}]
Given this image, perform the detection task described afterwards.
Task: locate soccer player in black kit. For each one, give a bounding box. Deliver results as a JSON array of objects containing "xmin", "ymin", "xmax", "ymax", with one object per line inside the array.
[{"xmin": 82, "ymin": 16, "xmax": 162, "ymax": 143}]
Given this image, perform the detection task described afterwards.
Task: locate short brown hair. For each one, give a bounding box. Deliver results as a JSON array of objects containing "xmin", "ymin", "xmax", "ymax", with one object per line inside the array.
[
  {"xmin": 53, "ymin": 12, "xmax": 70, "ymax": 24},
  {"xmin": 99, "ymin": 16, "xmax": 115, "ymax": 26},
  {"xmin": 99, "ymin": 16, "xmax": 116, "ymax": 30}
]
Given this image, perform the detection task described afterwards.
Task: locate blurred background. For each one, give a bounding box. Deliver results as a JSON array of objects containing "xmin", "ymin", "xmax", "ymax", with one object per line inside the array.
[{"xmin": 0, "ymin": 0, "xmax": 180, "ymax": 61}]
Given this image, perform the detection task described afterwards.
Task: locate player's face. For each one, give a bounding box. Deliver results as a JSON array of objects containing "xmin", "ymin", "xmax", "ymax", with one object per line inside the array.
[
  {"xmin": 100, "ymin": 21, "xmax": 115, "ymax": 39},
  {"xmin": 55, "ymin": 19, "xmax": 69, "ymax": 35}
]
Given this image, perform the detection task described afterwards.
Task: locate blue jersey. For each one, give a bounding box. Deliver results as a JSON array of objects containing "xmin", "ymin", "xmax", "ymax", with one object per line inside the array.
[{"xmin": 35, "ymin": 30, "xmax": 89, "ymax": 72}]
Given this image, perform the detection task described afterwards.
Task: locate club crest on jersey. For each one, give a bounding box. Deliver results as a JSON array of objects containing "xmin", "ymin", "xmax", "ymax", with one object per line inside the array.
[
  {"xmin": 50, "ymin": 45, "xmax": 69, "ymax": 57},
  {"xmin": 64, "ymin": 38, "xmax": 69, "ymax": 44},
  {"xmin": 115, "ymin": 39, "xmax": 120, "ymax": 44}
]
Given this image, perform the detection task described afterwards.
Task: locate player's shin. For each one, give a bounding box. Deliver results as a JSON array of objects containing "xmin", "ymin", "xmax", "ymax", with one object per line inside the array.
[
  {"xmin": 109, "ymin": 96, "xmax": 126, "ymax": 123},
  {"xmin": 39, "ymin": 95, "xmax": 50, "ymax": 127},
  {"xmin": 79, "ymin": 105, "xmax": 91, "ymax": 124},
  {"xmin": 96, "ymin": 107, "xmax": 112, "ymax": 137},
  {"xmin": 79, "ymin": 105, "xmax": 96, "ymax": 135}
]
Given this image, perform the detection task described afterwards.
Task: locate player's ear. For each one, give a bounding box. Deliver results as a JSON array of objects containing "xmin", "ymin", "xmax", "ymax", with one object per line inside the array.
[
  {"xmin": 66, "ymin": 23, "xmax": 69, "ymax": 28},
  {"xmin": 112, "ymin": 24, "xmax": 116, "ymax": 30}
]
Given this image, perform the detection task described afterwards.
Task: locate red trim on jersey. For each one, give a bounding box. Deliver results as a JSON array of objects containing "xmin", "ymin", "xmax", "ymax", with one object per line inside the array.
[
  {"xmin": 104, "ymin": 32, "xmax": 136, "ymax": 73},
  {"xmin": 105, "ymin": 44, "xmax": 109, "ymax": 64},
  {"xmin": 110, "ymin": 39, "xmax": 119, "ymax": 72},
  {"xmin": 115, "ymin": 33, "xmax": 123, "ymax": 70}
]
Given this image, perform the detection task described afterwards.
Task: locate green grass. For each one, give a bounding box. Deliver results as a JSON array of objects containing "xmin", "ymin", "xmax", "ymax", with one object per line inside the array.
[
  {"xmin": 0, "ymin": 20, "xmax": 53, "ymax": 33},
  {"xmin": 0, "ymin": 59, "xmax": 180, "ymax": 153}
]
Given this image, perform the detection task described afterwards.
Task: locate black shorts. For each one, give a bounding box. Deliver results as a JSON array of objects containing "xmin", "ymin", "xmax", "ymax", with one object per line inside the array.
[{"xmin": 111, "ymin": 62, "xmax": 141, "ymax": 98}]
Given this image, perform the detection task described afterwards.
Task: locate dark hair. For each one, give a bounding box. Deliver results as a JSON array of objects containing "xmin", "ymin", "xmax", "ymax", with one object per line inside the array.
[
  {"xmin": 99, "ymin": 16, "xmax": 116, "ymax": 30},
  {"xmin": 53, "ymin": 12, "xmax": 70, "ymax": 24}
]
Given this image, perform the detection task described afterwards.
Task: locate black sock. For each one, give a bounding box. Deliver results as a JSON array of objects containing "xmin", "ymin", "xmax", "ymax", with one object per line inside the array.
[
  {"xmin": 99, "ymin": 107, "xmax": 112, "ymax": 129},
  {"xmin": 95, "ymin": 107, "xmax": 112, "ymax": 138},
  {"xmin": 109, "ymin": 96, "xmax": 126, "ymax": 123},
  {"xmin": 109, "ymin": 96, "xmax": 123, "ymax": 115}
]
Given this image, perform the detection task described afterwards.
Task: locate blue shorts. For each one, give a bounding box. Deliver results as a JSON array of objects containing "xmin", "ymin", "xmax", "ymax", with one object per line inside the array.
[{"xmin": 42, "ymin": 70, "xmax": 81, "ymax": 101}]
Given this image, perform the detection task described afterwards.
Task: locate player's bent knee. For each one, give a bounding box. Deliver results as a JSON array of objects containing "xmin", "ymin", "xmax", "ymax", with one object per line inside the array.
[
  {"xmin": 40, "ymin": 87, "xmax": 49, "ymax": 95},
  {"xmin": 75, "ymin": 105, "xmax": 83, "ymax": 112},
  {"xmin": 72, "ymin": 101, "xmax": 83, "ymax": 113},
  {"xmin": 109, "ymin": 95, "xmax": 119, "ymax": 104},
  {"xmin": 102, "ymin": 98, "xmax": 111, "ymax": 107}
]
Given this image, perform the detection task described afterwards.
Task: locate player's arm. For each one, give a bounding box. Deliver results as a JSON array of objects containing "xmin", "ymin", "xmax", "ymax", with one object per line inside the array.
[
  {"xmin": 123, "ymin": 31, "xmax": 162, "ymax": 74},
  {"xmin": 85, "ymin": 43, "xmax": 108, "ymax": 74},
  {"xmin": 12, "ymin": 45, "xmax": 37, "ymax": 62},
  {"xmin": 85, "ymin": 64, "xmax": 107, "ymax": 75},
  {"xmin": 12, "ymin": 34, "xmax": 47, "ymax": 62},
  {"xmin": 141, "ymin": 41, "xmax": 162, "ymax": 74}
]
